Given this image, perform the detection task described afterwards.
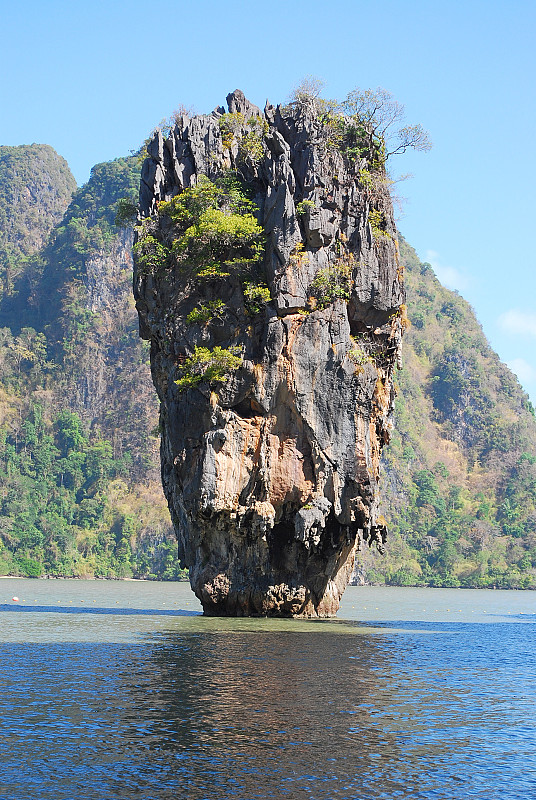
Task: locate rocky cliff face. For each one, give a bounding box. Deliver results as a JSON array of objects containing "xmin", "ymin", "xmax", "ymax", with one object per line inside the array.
[{"xmin": 134, "ymin": 90, "xmax": 405, "ymax": 616}]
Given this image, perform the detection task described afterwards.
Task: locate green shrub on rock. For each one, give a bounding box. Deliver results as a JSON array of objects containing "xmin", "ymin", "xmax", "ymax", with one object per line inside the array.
[
  {"xmin": 243, "ymin": 283, "xmax": 271, "ymax": 315},
  {"xmin": 158, "ymin": 176, "xmax": 264, "ymax": 277},
  {"xmin": 174, "ymin": 346, "xmax": 242, "ymax": 391},
  {"xmin": 186, "ymin": 300, "xmax": 226, "ymax": 325},
  {"xmin": 310, "ymin": 254, "xmax": 354, "ymax": 308},
  {"xmin": 369, "ymin": 209, "xmax": 390, "ymax": 240},
  {"xmin": 296, "ymin": 199, "xmax": 315, "ymax": 216},
  {"xmin": 218, "ymin": 114, "xmax": 268, "ymax": 164},
  {"xmin": 133, "ymin": 233, "xmax": 170, "ymax": 275}
]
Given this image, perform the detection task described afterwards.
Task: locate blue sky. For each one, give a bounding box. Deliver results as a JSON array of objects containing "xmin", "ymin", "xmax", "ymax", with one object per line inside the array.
[{"xmin": 1, "ymin": 0, "xmax": 535, "ymax": 402}]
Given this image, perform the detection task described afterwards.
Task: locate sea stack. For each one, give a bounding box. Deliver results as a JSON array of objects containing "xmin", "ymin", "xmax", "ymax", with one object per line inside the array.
[{"xmin": 134, "ymin": 90, "xmax": 405, "ymax": 616}]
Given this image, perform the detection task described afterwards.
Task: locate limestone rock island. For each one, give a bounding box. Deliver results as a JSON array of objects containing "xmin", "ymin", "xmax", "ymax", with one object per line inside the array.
[{"xmin": 134, "ymin": 90, "xmax": 405, "ymax": 616}]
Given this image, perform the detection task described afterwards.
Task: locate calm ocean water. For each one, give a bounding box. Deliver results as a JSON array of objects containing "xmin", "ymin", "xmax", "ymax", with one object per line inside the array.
[{"xmin": 0, "ymin": 580, "xmax": 534, "ymax": 800}]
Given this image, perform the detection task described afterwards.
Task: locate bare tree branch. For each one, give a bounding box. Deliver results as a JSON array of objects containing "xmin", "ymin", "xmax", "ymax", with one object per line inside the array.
[
  {"xmin": 343, "ymin": 87, "xmax": 432, "ymax": 160},
  {"xmin": 386, "ymin": 125, "xmax": 432, "ymax": 158}
]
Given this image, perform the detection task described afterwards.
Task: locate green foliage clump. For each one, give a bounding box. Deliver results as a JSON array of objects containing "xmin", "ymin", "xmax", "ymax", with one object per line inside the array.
[
  {"xmin": 310, "ymin": 254, "xmax": 354, "ymax": 308},
  {"xmin": 172, "ymin": 206, "xmax": 263, "ymax": 268},
  {"xmin": 368, "ymin": 209, "xmax": 390, "ymax": 240},
  {"xmin": 174, "ymin": 346, "xmax": 242, "ymax": 391},
  {"xmin": 289, "ymin": 242, "xmax": 309, "ymax": 267},
  {"xmin": 195, "ymin": 263, "xmax": 231, "ymax": 280},
  {"xmin": 186, "ymin": 299, "xmax": 225, "ymax": 325},
  {"xmin": 115, "ymin": 198, "xmax": 138, "ymax": 228},
  {"xmin": 314, "ymin": 103, "xmax": 386, "ymax": 168},
  {"xmin": 158, "ymin": 175, "xmax": 264, "ymax": 277},
  {"xmin": 296, "ymin": 200, "xmax": 316, "ymax": 216},
  {"xmin": 358, "ymin": 168, "xmax": 375, "ymax": 192},
  {"xmin": 133, "ymin": 233, "xmax": 170, "ymax": 275},
  {"xmin": 242, "ymin": 282, "xmax": 271, "ymax": 315},
  {"xmin": 348, "ymin": 338, "xmax": 372, "ymax": 372},
  {"xmin": 158, "ymin": 177, "xmax": 221, "ymax": 225},
  {"xmin": 329, "ymin": 116, "xmax": 379, "ymax": 163}
]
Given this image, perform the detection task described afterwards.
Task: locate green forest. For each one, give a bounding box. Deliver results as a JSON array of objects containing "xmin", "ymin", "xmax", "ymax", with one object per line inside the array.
[
  {"xmin": 1, "ymin": 142, "xmax": 535, "ymax": 587},
  {"xmin": 0, "ymin": 145, "xmax": 184, "ymax": 580},
  {"xmin": 355, "ymin": 240, "xmax": 536, "ymax": 589}
]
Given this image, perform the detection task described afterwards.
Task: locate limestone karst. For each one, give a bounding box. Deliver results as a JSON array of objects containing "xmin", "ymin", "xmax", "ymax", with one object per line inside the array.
[{"xmin": 134, "ymin": 90, "xmax": 405, "ymax": 615}]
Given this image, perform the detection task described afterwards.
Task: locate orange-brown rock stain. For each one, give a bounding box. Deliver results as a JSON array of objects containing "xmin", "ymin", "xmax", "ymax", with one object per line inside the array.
[
  {"xmin": 263, "ymin": 315, "xmax": 315, "ymax": 508},
  {"xmin": 214, "ymin": 416, "xmax": 263, "ymax": 510},
  {"xmin": 266, "ymin": 429, "xmax": 314, "ymax": 507},
  {"xmin": 369, "ymin": 371, "xmax": 392, "ymax": 482}
]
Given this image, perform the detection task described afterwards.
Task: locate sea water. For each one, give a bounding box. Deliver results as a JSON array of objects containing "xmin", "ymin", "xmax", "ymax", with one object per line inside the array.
[{"xmin": 0, "ymin": 579, "xmax": 534, "ymax": 799}]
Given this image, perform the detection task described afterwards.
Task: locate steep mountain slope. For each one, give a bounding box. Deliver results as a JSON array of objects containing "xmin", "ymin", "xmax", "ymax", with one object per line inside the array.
[
  {"xmin": 0, "ymin": 144, "xmax": 76, "ymax": 299},
  {"xmin": 354, "ymin": 238, "xmax": 536, "ymax": 588},
  {"xmin": 0, "ymin": 151, "xmax": 179, "ymax": 579}
]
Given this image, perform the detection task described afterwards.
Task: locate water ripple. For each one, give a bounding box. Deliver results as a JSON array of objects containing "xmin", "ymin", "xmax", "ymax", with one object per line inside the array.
[{"xmin": 0, "ymin": 587, "xmax": 535, "ymax": 799}]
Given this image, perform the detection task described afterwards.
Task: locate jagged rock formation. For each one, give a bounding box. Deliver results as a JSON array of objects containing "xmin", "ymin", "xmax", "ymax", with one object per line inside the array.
[{"xmin": 134, "ymin": 90, "xmax": 405, "ymax": 616}]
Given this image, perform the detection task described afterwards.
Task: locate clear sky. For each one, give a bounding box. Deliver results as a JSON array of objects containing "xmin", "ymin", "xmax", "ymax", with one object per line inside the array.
[{"xmin": 1, "ymin": 0, "xmax": 535, "ymax": 402}]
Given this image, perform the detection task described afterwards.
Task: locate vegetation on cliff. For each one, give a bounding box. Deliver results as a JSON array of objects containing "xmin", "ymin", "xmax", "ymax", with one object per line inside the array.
[
  {"xmin": 132, "ymin": 88, "xmax": 408, "ymax": 616},
  {"xmin": 136, "ymin": 173, "xmax": 264, "ymax": 280},
  {"xmin": 0, "ymin": 144, "xmax": 76, "ymax": 299},
  {"xmin": 0, "ymin": 149, "xmax": 182, "ymax": 579},
  {"xmin": 354, "ymin": 239, "xmax": 536, "ymax": 589}
]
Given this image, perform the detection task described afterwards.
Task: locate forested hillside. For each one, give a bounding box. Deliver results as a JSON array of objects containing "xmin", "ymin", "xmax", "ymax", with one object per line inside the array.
[
  {"xmin": 354, "ymin": 239, "xmax": 536, "ymax": 588},
  {"xmin": 0, "ymin": 148, "xmax": 182, "ymax": 579},
  {"xmin": 0, "ymin": 144, "xmax": 76, "ymax": 299},
  {"xmin": 0, "ymin": 144, "xmax": 535, "ymax": 587}
]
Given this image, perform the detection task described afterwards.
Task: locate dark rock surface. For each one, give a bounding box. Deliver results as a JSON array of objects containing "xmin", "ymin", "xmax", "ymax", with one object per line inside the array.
[{"xmin": 134, "ymin": 90, "xmax": 405, "ymax": 616}]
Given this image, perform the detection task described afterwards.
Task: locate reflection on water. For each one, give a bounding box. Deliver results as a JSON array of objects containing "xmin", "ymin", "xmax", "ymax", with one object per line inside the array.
[
  {"xmin": 0, "ymin": 582, "xmax": 535, "ymax": 799},
  {"xmin": 138, "ymin": 631, "xmax": 407, "ymax": 797}
]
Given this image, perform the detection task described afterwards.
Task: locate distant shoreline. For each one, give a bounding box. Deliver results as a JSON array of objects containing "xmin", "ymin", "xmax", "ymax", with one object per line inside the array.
[
  {"xmin": 0, "ymin": 575, "xmax": 189, "ymax": 582},
  {"xmin": 0, "ymin": 575, "xmax": 532, "ymax": 590}
]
